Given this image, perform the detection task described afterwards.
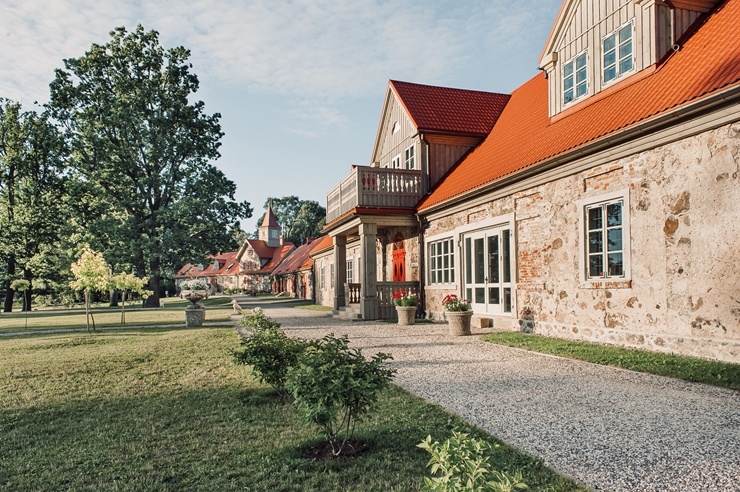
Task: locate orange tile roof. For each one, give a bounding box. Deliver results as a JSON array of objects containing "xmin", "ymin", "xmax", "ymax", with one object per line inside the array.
[
  {"xmin": 273, "ymin": 240, "xmax": 317, "ymax": 275},
  {"xmin": 308, "ymin": 235, "xmax": 334, "ymax": 256},
  {"xmin": 257, "ymin": 244, "xmax": 295, "ymax": 274},
  {"xmin": 391, "ymin": 80, "xmax": 510, "ymax": 136},
  {"xmin": 419, "ymin": 0, "xmax": 740, "ymax": 211}
]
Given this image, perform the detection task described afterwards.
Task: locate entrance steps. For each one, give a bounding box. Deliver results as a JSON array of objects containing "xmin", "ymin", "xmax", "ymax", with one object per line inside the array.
[{"xmin": 332, "ymin": 304, "xmax": 362, "ymax": 320}]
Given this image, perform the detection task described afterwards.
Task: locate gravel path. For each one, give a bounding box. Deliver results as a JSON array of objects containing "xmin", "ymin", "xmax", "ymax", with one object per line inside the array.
[{"xmin": 237, "ymin": 298, "xmax": 740, "ymax": 492}]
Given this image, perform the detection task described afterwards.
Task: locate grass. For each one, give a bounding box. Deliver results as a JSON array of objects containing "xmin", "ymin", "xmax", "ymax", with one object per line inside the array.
[
  {"xmin": 0, "ymin": 296, "xmax": 234, "ymax": 335},
  {"xmin": 294, "ymin": 304, "xmax": 334, "ymax": 312},
  {"xmin": 1, "ymin": 325, "xmax": 587, "ymax": 491},
  {"xmin": 483, "ymin": 332, "xmax": 740, "ymax": 391}
]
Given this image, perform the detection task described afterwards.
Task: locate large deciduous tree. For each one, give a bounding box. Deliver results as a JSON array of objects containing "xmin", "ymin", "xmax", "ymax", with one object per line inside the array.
[
  {"xmin": 255, "ymin": 196, "xmax": 326, "ymax": 245},
  {"xmin": 48, "ymin": 25, "xmax": 251, "ymax": 307},
  {"xmin": 0, "ymin": 100, "xmax": 67, "ymax": 312}
]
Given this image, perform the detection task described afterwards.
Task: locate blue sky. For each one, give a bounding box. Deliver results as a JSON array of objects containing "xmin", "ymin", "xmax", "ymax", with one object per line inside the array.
[{"xmin": 1, "ymin": 0, "xmax": 562, "ymax": 232}]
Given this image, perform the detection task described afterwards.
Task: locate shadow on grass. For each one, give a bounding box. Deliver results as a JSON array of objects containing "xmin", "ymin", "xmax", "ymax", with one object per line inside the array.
[{"xmin": 2, "ymin": 378, "xmax": 587, "ymax": 492}]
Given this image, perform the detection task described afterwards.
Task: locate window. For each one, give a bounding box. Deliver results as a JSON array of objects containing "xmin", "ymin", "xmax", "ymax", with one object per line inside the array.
[
  {"xmin": 603, "ymin": 23, "xmax": 633, "ymax": 84},
  {"xmin": 404, "ymin": 145, "xmax": 415, "ymax": 169},
  {"xmin": 346, "ymin": 259, "xmax": 354, "ymax": 283},
  {"xmin": 428, "ymin": 238, "xmax": 455, "ymax": 285},
  {"xmin": 584, "ymin": 197, "xmax": 626, "ymax": 279},
  {"xmin": 320, "ymin": 264, "xmax": 325, "ymax": 289},
  {"xmin": 563, "ymin": 51, "xmax": 588, "ymax": 104},
  {"xmin": 330, "ymin": 263, "xmax": 335, "ymax": 288},
  {"xmin": 391, "ymin": 155, "xmax": 401, "ymax": 169}
]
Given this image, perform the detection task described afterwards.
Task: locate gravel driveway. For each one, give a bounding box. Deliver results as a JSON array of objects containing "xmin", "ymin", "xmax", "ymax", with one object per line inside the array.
[{"xmin": 236, "ymin": 298, "xmax": 740, "ymax": 492}]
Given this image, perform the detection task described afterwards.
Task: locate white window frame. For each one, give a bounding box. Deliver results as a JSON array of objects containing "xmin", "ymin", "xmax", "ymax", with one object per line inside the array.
[
  {"xmin": 320, "ymin": 263, "xmax": 325, "ymax": 289},
  {"xmin": 428, "ymin": 238, "xmax": 455, "ymax": 285},
  {"xmin": 330, "ymin": 263, "xmax": 335, "ymax": 288},
  {"xmin": 602, "ymin": 21, "xmax": 634, "ymax": 85},
  {"xmin": 404, "ymin": 145, "xmax": 415, "ymax": 169},
  {"xmin": 577, "ymin": 189, "xmax": 631, "ymax": 286},
  {"xmin": 391, "ymin": 154, "xmax": 402, "ymax": 169},
  {"xmin": 346, "ymin": 258, "xmax": 354, "ymax": 284},
  {"xmin": 563, "ymin": 50, "xmax": 588, "ymax": 105}
]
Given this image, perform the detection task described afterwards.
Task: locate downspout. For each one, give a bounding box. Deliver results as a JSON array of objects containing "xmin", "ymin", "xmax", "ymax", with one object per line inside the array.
[{"xmin": 416, "ymin": 213, "xmax": 429, "ymax": 319}]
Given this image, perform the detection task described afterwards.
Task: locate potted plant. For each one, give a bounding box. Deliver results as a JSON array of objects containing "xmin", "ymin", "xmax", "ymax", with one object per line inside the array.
[
  {"xmin": 392, "ymin": 291, "xmax": 418, "ymax": 326},
  {"xmin": 179, "ymin": 278, "xmax": 210, "ymax": 327},
  {"xmin": 442, "ymin": 294, "xmax": 472, "ymax": 336}
]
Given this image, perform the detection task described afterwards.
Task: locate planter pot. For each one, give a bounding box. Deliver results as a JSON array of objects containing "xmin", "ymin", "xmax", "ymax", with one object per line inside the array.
[
  {"xmin": 395, "ymin": 305, "xmax": 417, "ymax": 326},
  {"xmin": 185, "ymin": 308, "xmax": 205, "ymax": 327},
  {"xmin": 446, "ymin": 311, "xmax": 473, "ymax": 336}
]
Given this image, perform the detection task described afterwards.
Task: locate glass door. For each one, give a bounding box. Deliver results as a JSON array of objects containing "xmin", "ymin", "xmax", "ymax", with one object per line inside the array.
[{"xmin": 463, "ymin": 227, "xmax": 513, "ymax": 315}]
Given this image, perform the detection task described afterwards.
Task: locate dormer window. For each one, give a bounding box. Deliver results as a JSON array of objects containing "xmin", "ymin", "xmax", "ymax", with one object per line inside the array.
[
  {"xmin": 603, "ymin": 22, "xmax": 634, "ymax": 84},
  {"xmin": 563, "ymin": 51, "xmax": 588, "ymax": 105}
]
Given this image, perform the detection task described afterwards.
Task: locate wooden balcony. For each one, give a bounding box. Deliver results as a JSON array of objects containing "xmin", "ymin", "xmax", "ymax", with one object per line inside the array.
[{"xmin": 326, "ymin": 166, "xmax": 423, "ymax": 224}]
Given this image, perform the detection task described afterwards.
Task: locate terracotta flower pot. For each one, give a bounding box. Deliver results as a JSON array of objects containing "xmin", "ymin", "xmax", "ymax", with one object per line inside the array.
[
  {"xmin": 395, "ymin": 305, "xmax": 417, "ymax": 326},
  {"xmin": 446, "ymin": 310, "xmax": 473, "ymax": 336}
]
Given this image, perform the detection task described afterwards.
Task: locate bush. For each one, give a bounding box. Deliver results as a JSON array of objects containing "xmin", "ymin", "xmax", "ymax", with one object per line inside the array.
[
  {"xmin": 286, "ymin": 334, "xmax": 396, "ymax": 456},
  {"xmin": 238, "ymin": 308, "xmax": 281, "ymax": 331},
  {"xmin": 417, "ymin": 432, "xmax": 528, "ymax": 492},
  {"xmin": 234, "ymin": 310, "xmax": 306, "ymax": 391}
]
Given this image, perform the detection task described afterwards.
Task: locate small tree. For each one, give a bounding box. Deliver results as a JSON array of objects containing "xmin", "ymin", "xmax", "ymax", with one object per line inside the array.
[
  {"xmin": 69, "ymin": 246, "xmax": 110, "ymax": 331},
  {"xmin": 110, "ymin": 272, "xmax": 151, "ymax": 324},
  {"xmin": 286, "ymin": 334, "xmax": 395, "ymax": 456}
]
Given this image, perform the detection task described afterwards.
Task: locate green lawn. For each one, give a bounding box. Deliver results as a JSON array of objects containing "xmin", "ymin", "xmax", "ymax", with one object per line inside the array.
[
  {"xmin": 483, "ymin": 332, "xmax": 740, "ymax": 391},
  {"xmin": 1, "ymin": 324, "xmax": 587, "ymax": 491},
  {"xmin": 0, "ymin": 296, "xmax": 234, "ymax": 335}
]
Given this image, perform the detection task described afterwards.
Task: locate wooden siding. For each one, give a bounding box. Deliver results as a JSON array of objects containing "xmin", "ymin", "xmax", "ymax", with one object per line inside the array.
[
  {"xmin": 427, "ymin": 135, "xmax": 481, "ymax": 189},
  {"xmin": 374, "ymin": 91, "xmax": 418, "ymax": 169},
  {"xmin": 545, "ymin": 0, "xmax": 709, "ymax": 117},
  {"xmin": 326, "ymin": 166, "xmax": 423, "ymax": 224}
]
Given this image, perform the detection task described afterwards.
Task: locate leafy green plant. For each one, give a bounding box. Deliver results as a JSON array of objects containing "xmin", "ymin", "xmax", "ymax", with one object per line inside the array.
[
  {"xmin": 69, "ymin": 246, "xmax": 110, "ymax": 331},
  {"xmin": 238, "ymin": 308, "xmax": 281, "ymax": 331},
  {"xmin": 286, "ymin": 334, "xmax": 396, "ymax": 456},
  {"xmin": 233, "ymin": 325, "xmax": 308, "ymax": 391},
  {"xmin": 418, "ymin": 432, "xmax": 528, "ymax": 492}
]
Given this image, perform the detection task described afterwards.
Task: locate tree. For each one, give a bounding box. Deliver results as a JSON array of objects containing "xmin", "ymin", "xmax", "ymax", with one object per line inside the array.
[
  {"xmin": 0, "ymin": 100, "xmax": 67, "ymax": 312},
  {"xmin": 110, "ymin": 272, "xmax": 150, "ymax": 324},
  {"xmin": 70, "ymin": 246, "xmax": 110, "ymax": 331},
  {"xmin": 255, "ymin": 196, "xmax": 325, "ymax": 245},
  {"xmin": 47, "ymin": 25, "xmax": 251, "ymax": 308}
]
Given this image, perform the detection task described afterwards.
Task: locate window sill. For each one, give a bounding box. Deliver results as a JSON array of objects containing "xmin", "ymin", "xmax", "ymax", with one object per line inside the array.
[
  {"xmin": 580, "ymin": 279, "xmax": 632, "ymax": 289},
  {"xmin": 425, "ymin": 284, "xmax": 458, "ymax": 290}
]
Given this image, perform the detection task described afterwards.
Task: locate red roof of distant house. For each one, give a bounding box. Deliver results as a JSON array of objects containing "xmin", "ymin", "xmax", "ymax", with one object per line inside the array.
[
  {"xmin": 175, "ymin": 251, "xmax": 240, "ymax": 278},
  {"xmin": 390, "ymin": 80, "xmax": 511, "ymax": 137},
  {"xmin": 419, "ymin": 0, "xmax": 740, "ymax": 211},
  {"xmin": 273, "ymin": 239, "xmax": 320, "ymax": 275},
  {"xmin": 308, "ymin": 235, "xmax": 334, "ymax": 257},
  {"xmin": 245, "ymin": 239, "xmax": 276, "ymax": 259}
]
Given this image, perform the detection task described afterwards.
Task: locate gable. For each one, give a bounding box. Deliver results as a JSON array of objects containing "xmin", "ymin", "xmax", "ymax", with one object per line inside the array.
[{"xmin": 371, "ymin": 87, "xmax": 416, "ymax": 166}]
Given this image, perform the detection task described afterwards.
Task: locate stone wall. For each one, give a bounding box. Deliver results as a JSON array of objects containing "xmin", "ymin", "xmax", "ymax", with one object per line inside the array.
[{"xmin": 424, "ymin": 121, "xmax": 740, "ymax": 363}]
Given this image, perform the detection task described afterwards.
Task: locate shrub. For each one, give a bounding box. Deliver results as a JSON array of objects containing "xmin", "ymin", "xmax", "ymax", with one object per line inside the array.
[
  {"xmin": 238, "ymin": 308, "xmax": 281, "ymax": 331},
  {"xmin": 393, "ymin": 291, "xmax": 419, "ymax": 307},
  {"xmin": 417, "ymin": 432, "xmax": 528, "ymax": 492},
  {"xmin": 233, "ymin": 326, "xmax": 307, "ymax": 391},
  {"xmin": 286, "ymin": 334, "xmax": 396, "ymax": 456},
  {"xmin": 234, "ymin": 310, "xmax": 306, "ymax": 391}
]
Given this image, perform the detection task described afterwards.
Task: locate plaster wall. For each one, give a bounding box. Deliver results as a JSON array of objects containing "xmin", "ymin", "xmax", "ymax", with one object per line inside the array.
[{"xmin": 424, "ymin": 121, "xmax": 740, "ymax": 362}]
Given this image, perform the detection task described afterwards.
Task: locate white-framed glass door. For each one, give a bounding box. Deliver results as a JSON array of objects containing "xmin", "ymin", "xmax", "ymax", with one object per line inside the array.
[{"xmin": 463, "ymin": 227, "xmax": 513, "ymax": 315}]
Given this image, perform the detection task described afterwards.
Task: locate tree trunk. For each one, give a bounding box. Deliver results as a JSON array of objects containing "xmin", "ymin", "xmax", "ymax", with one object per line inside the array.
[
  {"xmin": 3, "ymin": 257, "xmax": 16, "ymax": 313},
  {"xmin": 22, "ymin": 268, "xmax": 33, "ymax": 312},
  {"xmin": 109, "ymin": 290, "xmax": 119, "ymax": 307},
  {"xmin": 144, "ymin": 258, "xmax": 161, "ymax": 308}
]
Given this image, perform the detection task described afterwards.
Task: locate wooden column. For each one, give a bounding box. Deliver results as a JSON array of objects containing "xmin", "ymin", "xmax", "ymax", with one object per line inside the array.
[
  {"xmin": 333, "ymin": 235, "xmax": 347, "ymax": 310},
  {"xmin": 359, "ymin": 222, "xmax": 379, "ymax": 320}
]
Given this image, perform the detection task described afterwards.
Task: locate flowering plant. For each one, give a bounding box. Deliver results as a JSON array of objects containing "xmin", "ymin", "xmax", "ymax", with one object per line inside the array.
[
  {"xmin": 392, "ymin": 291, "xmax": 419, "ymax": 307},
  {"xmin": 179, "ymin": 278, "xmax": 209, "ymax": 291},
  {"xmin": 442, "ymin": 294, "xmax": 471, "ymax": 312}
]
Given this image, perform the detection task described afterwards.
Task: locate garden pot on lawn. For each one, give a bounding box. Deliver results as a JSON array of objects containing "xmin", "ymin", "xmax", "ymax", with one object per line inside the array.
[
  {"xmin": 446, "ymin": 311, "xmax": 473, "ymax": 336},
  {"xmin": 396, "ymin": 306, "xmax": 417, "ymax": 326}
]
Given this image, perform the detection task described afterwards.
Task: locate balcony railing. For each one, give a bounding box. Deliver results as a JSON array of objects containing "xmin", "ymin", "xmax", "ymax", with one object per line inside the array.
[{"xmin": 326, "ymin": 166, "xmax": 423, "ymax": 224}]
